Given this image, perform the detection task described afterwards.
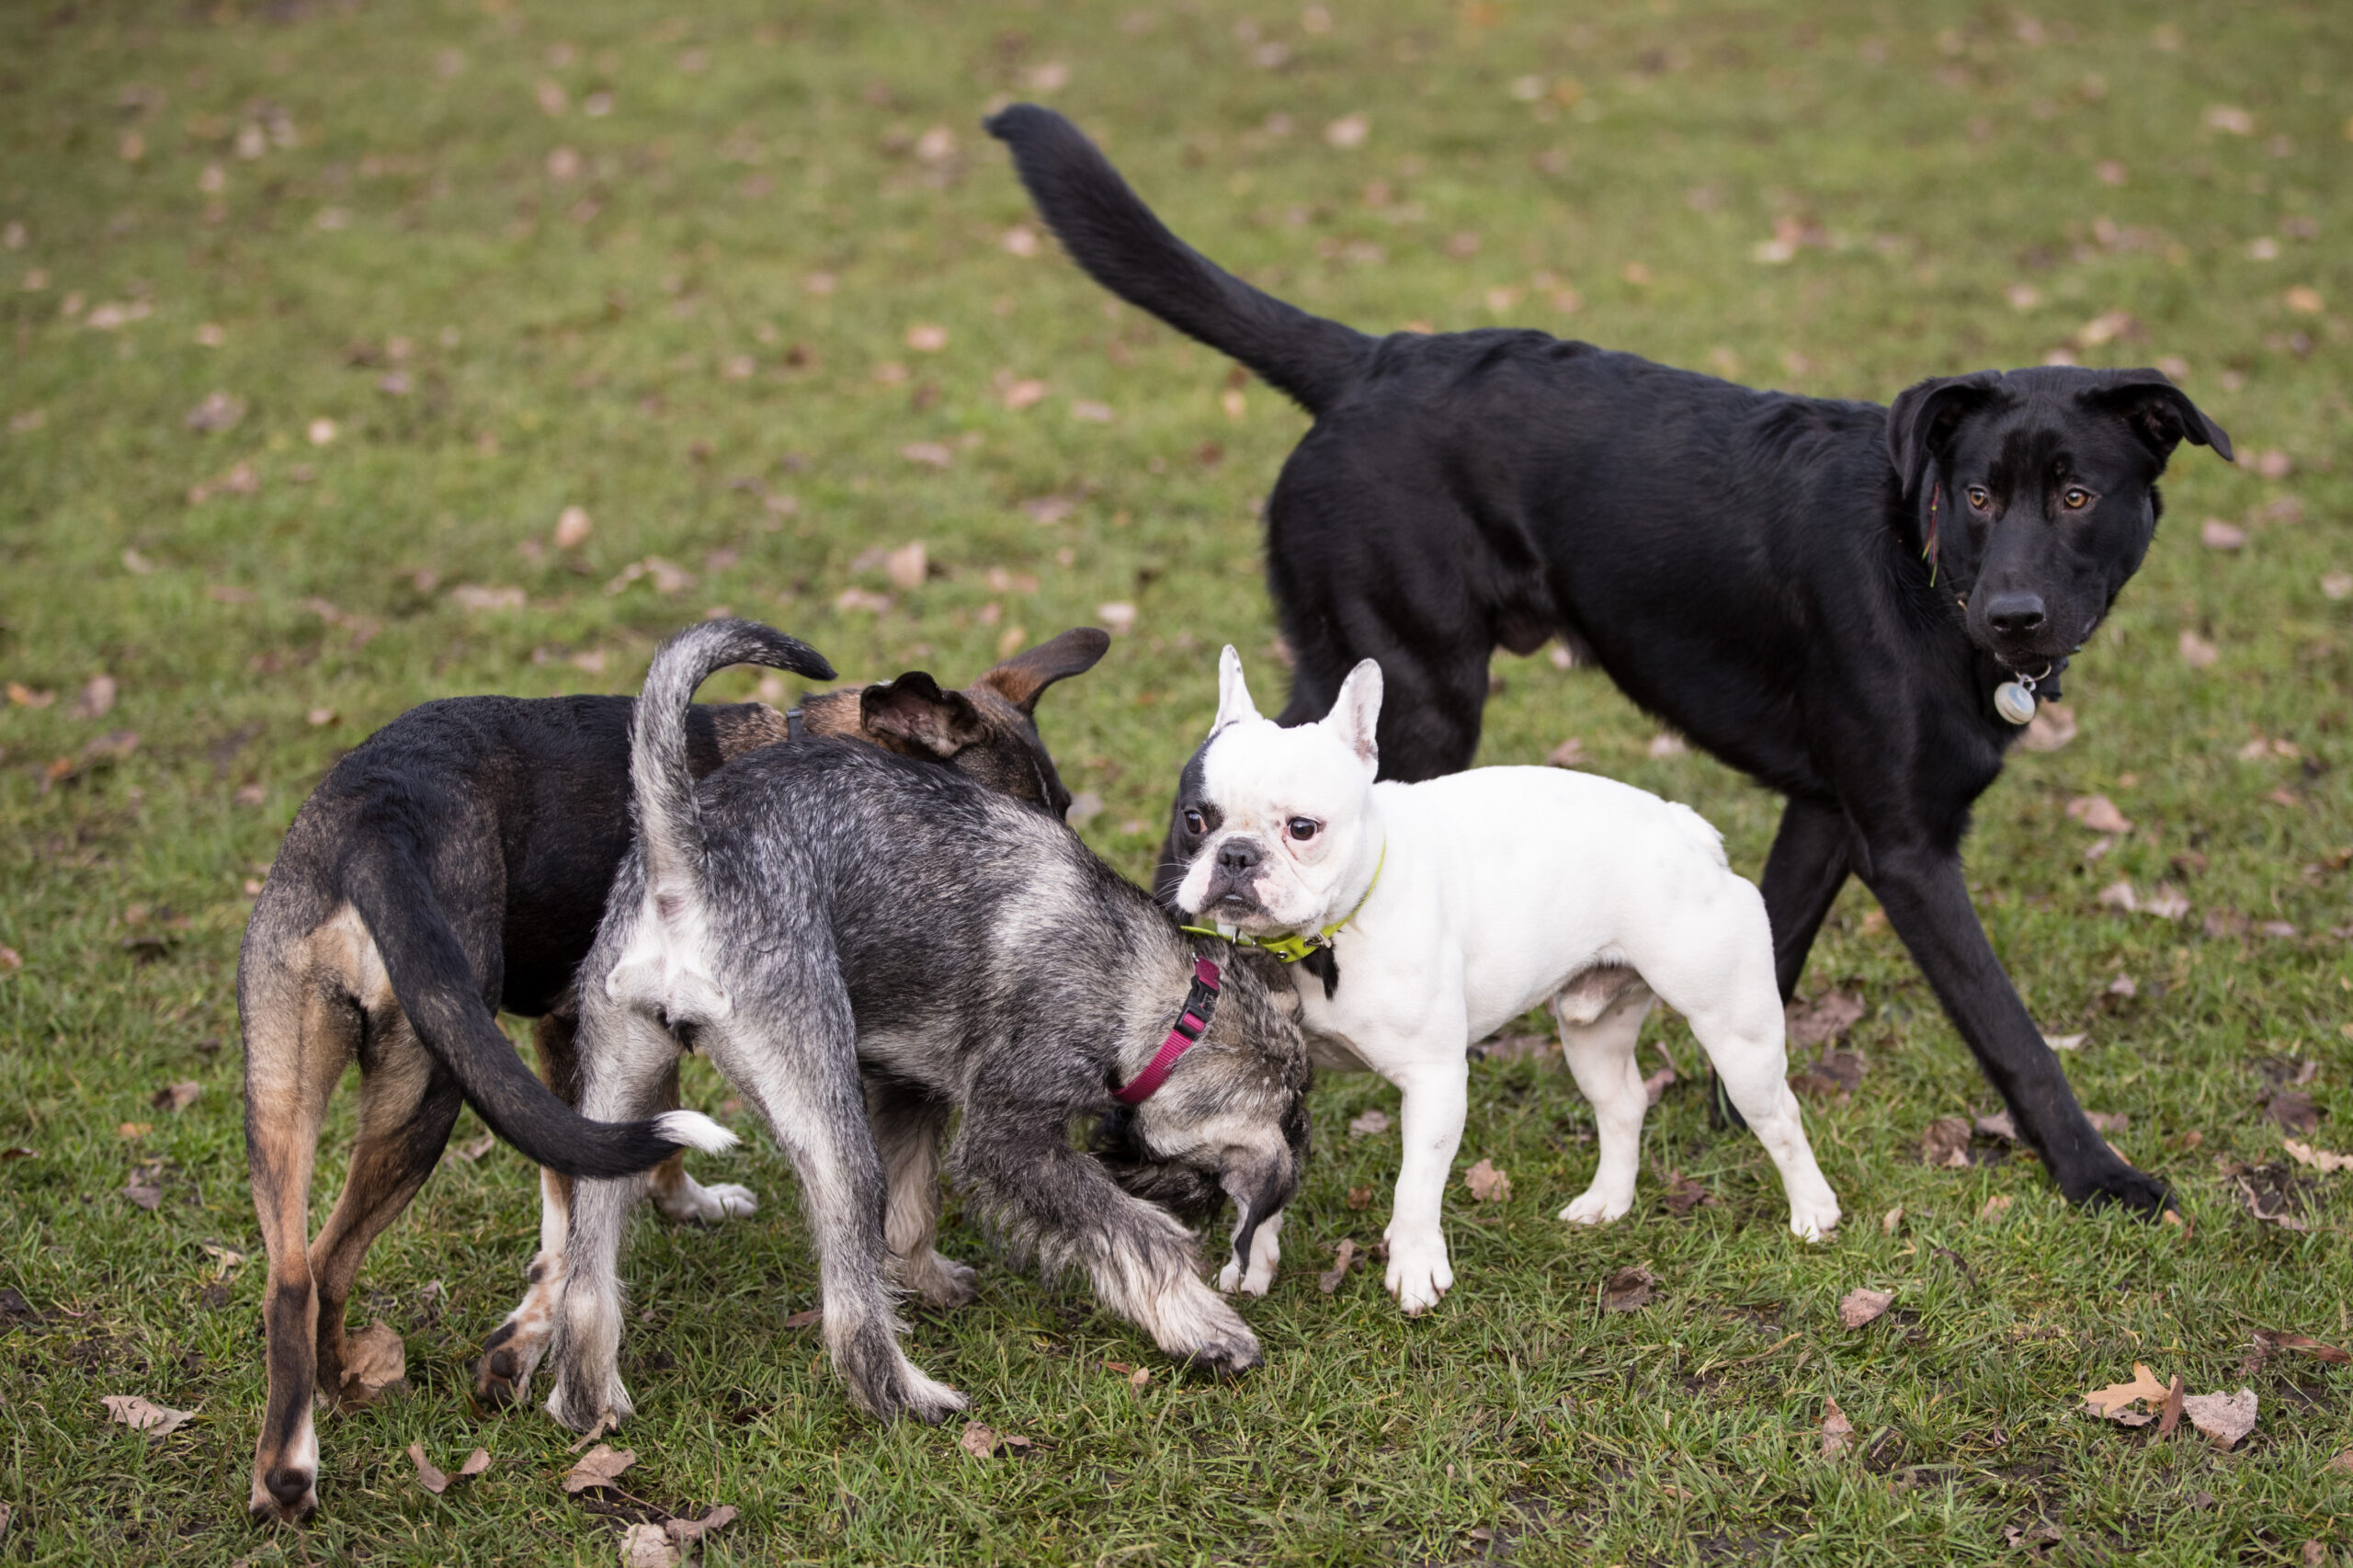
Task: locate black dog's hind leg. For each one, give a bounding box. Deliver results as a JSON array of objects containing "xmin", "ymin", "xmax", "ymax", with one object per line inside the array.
[
  {"xmin": 868, "ymin": 1077, "xmax": 977, "ymax": 1309},
  {"xmin": 1711, "ymin": 795, "xmax": 1853, "ymax": 1131},
  {"xmin": 1861, "ymin": 837, "xmax": 2173, "ymax": 1216}
]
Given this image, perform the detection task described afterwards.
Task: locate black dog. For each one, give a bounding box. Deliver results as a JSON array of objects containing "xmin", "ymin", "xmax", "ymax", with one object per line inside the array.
[{"xmin": 988, "ymin": 104, "xmax": 2234, "ymax": 1218}]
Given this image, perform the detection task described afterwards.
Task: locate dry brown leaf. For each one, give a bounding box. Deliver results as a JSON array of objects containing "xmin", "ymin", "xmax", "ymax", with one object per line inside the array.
[
  {"xmin": 454, "ymin": 1133, "xmax": 496, "ymax": 1163},
  {"xmin": 1601, "ymin": 1266, "xmax": 1655, "ymax": 1312},
  {"xmin": 1820, "ymin": 1396, "xmax": 1853, "ymax": 1456},
  {"xmin": 152, "ymin": 1081, "xmax": 200, "ymax": 1113},
  {"xmin": 1786, "ymin": 990, "xmax": 1866, "ymax": 1050},
  {"xmin": 102, "ymin": 1394, "xmax": 196, "ymax": 1437},
  {"xmin": 2179, "ymin": 630, "xmax": 2220, "ymax": 668},
  {"xmin": 1347, "ymin": 1108, "xmax": 1390, "ymax": 1137},
  {"xmin": 564, "ymin": 1443, "xmax": 638, "ymax": 1493},
  {"xmin": 1641, "ymin": 1062, "xmax": 1677, "ymax": 1106},
  {"xmin": 68, "ymin": 675, "xmax": 117, "ymax": 720},
  {"xmin": 835, "ymin": 587, "xmax": 892, "ymax": 615},
  {"xmin": 1661, "ymin": 1170, "xmax": 1711, "ymax": 1217},
  {"xmin": 1881, "ymin": 1205, "xmax": 1903, "ymax": 1236},
  {"xmin": 959, "ymin": 1422, "xmax": 1000, "ymax": 1460},
  {"xmin": 1346, "ymin": 1185, "xmax": 1372, "ymax": 1210},
  {"xmin": 122, "ymin": 1180, "xmax": 162, "ymax": 1211},
  {"xmin": 884, "ymin": 541, "xmax": 927, "ymax": 590},
  {"xmin": 2265, "ymin": 1091, "xmax": 2322, "ymax": 1134},
  {"xmin": 620, "ymin": 1522, "xmax": 680, "ymax": 1568},
  {"xmin": 1546, "ymin": 736, "xmax": 1585, "ymax": 767},
  {"xmin": 456, "ymin": 1446, "xmax": 491, "ymax": 1481},
  {"xmin": 1837, "ymin": 1287, "xmax": 1894, "ymax": 1329},
  {"xmin": 185, "ymin": 391, "xmax": 245, "ymax": 433},
  {"xmin": 1318, "ymin": 1238, "xmax": 1358, "ymax": 1294},
  {"xmin": 2283, "ymin": 1140, "xmax": 2353, "ymax": 1175},
  {"xmin": 1975, "ymin": 1111, "xmax": 2019, "ymax": 1142},
  {"xmin": 781, "ymin": 1307, "xmax": 822, "ymax": 1329},
  {"xmin": 2066, "ymin": 794, "xmax": 2134, "ymax": 835},
  {"xmin": 408, "ymin": 1441, "xmax": 449, "ymax": 1494},
  {"xmin": 2181, "ymin": 1388, "xmax": 2257, "ymax": 1449},
  {"xmin": 665, "ymin": 1506, "xmax": 739, "ymax": 1545},
  {"xmin": 1979, "ymin": 1194, "xmax": 2013, "ymax": 1221},
  {"xmin": 2019, "ymin": 701, "xmax": 2076, "ymax": 753},
  {"xmin": 2201, "ymin": 518, "xmax": 2247, "ymax": 551},
  {"xmin": 2083, "ymin": 1363, "xmax": 2170, "ymax": 1421},
  {"xmin": 2255, "ymin": 1330, "xmax": 2351, "ymax": 1365},
  {"xmin": 1920, "ymin": 1117, "xmax": 1972, "ymax": 1169},
  {"xmin": 1789, "ymin": 1051, "xmax": 1864, "ymax": 1099},
  {"xmin": 2328, "ymin": 1449, "xmax": 2353, "ymax": 1475},
  {"xmin": 554, "ymin": 506, "xmax": 593, "ymax": 549},
  {"xmin": 339, "ymin": 1320, "xmax": 406, "ymax": 1403},
  {"xmin": 2156, "ymin": 1373, "xmax": 2186, "ymax": 1437},
  {"xmin": 1464, "ymin": 1159, "xmax": 1511, "ymax": 1202}
]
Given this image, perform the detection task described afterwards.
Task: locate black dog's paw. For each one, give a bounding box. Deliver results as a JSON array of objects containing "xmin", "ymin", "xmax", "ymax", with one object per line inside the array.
[{"xmin": 2067, "ymin": 1161, "xmax": 2176, "ymax": 1220}]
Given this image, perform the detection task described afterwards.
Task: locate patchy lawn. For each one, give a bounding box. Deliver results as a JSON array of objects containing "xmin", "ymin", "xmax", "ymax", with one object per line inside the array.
[{"xmin": 1, "ymin": 0, "xmax": 2348, "ymax": 1562}]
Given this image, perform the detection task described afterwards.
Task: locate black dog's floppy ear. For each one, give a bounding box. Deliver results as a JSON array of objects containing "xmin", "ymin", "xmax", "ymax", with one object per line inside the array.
[
  {"xmin": 1886, "ymin": 370, "xmax": 2003, "ymax": 500},
  {"xmin": 2077, "ymin": 369, "xmax": 2234, "ymax": 463},
  {"xmin": 978, "ymin": 626, "xmax": 1111, "ymax": 714},
  {"xmin": 860, "ymin": 671, "xmax": 989, "ymax": 757}
]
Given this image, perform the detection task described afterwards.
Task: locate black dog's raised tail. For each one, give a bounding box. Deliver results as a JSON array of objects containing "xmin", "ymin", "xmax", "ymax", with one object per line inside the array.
[
  {"xmin": 631, "ymin": 619, "xmax": 834, "ymax": 905},
  {"xmin": 985, "ymin": 104, "xmax": 1372, "ymax": 415},
  {"xmin": 338, "ymin": 835, "xmax": 738, "ymax": 1180}
]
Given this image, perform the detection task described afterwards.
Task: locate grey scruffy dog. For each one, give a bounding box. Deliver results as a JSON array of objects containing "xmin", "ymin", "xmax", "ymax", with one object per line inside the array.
[{"xmin": 540, "ymin": 619, "xmax": 1312, "ymax": 1432}]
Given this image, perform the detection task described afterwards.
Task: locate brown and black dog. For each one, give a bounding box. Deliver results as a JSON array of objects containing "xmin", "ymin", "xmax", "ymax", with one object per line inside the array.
[{"xmin": 239, "ymin": 628, "xmax": 1107, "ymax": 1526}]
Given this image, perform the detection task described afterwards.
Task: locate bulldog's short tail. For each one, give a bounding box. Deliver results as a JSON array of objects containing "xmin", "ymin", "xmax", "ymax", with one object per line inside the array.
[{"xmin": 984, "ymin": 104, "xmax": 1373, "ymax": 415}]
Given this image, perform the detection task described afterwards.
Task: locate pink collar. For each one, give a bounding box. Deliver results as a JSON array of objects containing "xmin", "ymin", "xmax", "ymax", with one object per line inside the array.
[{"xmin": 1112, "ymin": 957, "xmax": 1222, "ymax": 1105}]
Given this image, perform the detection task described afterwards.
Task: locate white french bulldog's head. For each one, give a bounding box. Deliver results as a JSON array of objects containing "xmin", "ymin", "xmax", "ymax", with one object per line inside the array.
[{"xmin": 1166, "ymin": 646, "xmax": 1381, "ymax": 935}]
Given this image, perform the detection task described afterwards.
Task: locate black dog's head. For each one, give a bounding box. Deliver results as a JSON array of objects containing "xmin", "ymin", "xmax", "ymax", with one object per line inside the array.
[{"xmin": 1888, "ymin": 367, "xmax": 2232, "ymax": 669}]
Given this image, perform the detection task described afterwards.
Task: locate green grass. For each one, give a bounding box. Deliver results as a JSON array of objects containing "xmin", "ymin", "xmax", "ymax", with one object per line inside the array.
[{"xmin": 3, "ymin": 0, "xmax": 2350, "ymax": 1561}]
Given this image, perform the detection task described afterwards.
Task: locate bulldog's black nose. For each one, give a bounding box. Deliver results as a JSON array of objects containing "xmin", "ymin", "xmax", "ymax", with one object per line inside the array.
[
  {"xmin": 1984, "ymin": 591, "xmax": 2047, "ymax": 637},
  {"xmin": 1217, "ymin": 839, "xmax": 1262, "ymax": 877}
]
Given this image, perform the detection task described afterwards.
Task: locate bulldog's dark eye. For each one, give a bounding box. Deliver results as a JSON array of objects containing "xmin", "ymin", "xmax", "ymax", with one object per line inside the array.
[
  {"xmin": 2061, "ymin": 485, "xmax": 2092, "ymax": 510},
  {"xmin": 1967, "ymin": 486, "xmax": 1991, "ymax": 510},
  {"xmin": 1287, "ymin": 817, "xmax": 1319, "ymax": 842},
  {"xmin": 1183, "ymin": 808, "xmax": 1206, "ymax": 835}
]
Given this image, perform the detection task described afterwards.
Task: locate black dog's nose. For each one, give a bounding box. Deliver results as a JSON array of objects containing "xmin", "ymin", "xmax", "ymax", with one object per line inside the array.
[
  {"xmin": 1217, "ymin": 839, "xmax": 1262, "ymax": 876},
  {"xmin": 1984, "ymin": 592, "xmax": 2047, "ymax": 636}
]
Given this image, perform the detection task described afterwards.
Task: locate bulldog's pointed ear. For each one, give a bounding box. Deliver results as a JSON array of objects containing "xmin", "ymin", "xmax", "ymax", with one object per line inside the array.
[
  {"xmin": 1211, "ymin": 644, "xmax": 1261, "ymax": 733},
  {"xmin": 1887, "ymin": 369, "xmax": 2002, "ymax": 500},
  {"xmin": 1323, "ymin": 658, "xmax": 1382, "ymax": 770}
]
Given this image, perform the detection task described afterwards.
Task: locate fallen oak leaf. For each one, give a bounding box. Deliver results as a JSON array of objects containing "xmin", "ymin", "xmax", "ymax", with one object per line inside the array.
[
  {"xmin": 1464, "ymin": 1159, "xmax": 1511, "ymax": 1201},
  {"xmin": 1318, "ymin": 1238, "xmax": 1359, "ymax": 1294},
  {"xmin": 2082, "ymin": 1363, "xmax": 2170, "ymax": 1423},
  {"xmin": 2255, "ymin": 1330, "xmax": 2351, "ymax": 1365},
  {"xmin": 665, "ymin": 1505, "xmax": 739, "ymax": 1545},
  {"xmin": 1785, "ymin": 989, "xmax": 1866, "ymax": 1050},
  {"xmin": 1601, "ymin": 1265, "xmax": 1655, "ymax": 1312},
  {"xmin": 2156, "ymin": 1373, "xmax": 2185, "ymax": 1437},
  {"xmin": 101, "ymin": 1394, "xmax": 196, "ymax": 1437},
  {"xmin": 151, "ymin": 1081, "xmax": 200, "ymax": 1112},
  {"xmin": 408, "ymin": 1441, "xmax": 449, "ymax": 1494},
  {"xmin": 2066, "ymin": 794, "xmax": 2134, "ymax": 835},
  {"xmin": 563, "ymin": 1442, "xmax": 638, "ymax": 1493},
  {"xmin": 1347, "ymin": 1108, "xmax": 1390, "ymax": 1137},
  {"xmin": 453, "ymin": 1132, "xmax": 496, "ymax": 1163},
  {"xmin": 1920, "ymin": 1117, "xmax": 1972, "ymax": 1169},
  {"xmin": 2265, "ymin": 1090, "xmax": 2322, "ymax": 1135},
  {"xmin": 339, "ymin": 1320, "xmax": 406, "ymax": 1403},
  {"xmin": 122, "ymin": 1179, "xmax": 162, "ymax": 1211},
  {"xmin": 620, "ymin": 1522, "xmax": 680, "ymax": 1568},
  {"xmin": 456, "ymin": 1446, "xmax": 491, "ymax": 1481},
  {"xmin": 2181, "ymin": 1387, "xmax": 2257, "ymax": 1450},
  {"xmin": 780, "ymin": 1307, "xmax": 821, "ymax": 1329},
  {"xmin": 1837, "ymin": 1287, "xmax": 1895, "ymax": 1329},
  {"xmin": 2283, "ymin": 1140, "xmax": 2353, "ymax": 1175},
  {"xmin": 1661, "ymin": 1169, "xmax": 1711, "ymax": 1216},
  {"xmin": 1821, "ymin": 1396, "xmax": 1854, "ymax": 1457}
]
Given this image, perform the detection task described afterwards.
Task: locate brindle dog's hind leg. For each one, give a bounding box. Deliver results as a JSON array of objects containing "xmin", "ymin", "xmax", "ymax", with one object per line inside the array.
[{"xmin": 244, "ymin": 919, "xmax": 362, "ymax": 1526}]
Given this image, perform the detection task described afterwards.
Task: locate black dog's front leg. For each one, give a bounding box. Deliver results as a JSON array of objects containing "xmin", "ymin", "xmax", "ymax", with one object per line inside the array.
[
  {"xmin": 950, "ymin": 1108, "xmax": 1262, "ymax": 1374},
  {"xmin": 1759, "ymin": 794, "xmax": 1855, "ymax": 1002},
  {"xmin": 1861, "ymin": 839, "xmax": 2173, "ymax": 1216}
]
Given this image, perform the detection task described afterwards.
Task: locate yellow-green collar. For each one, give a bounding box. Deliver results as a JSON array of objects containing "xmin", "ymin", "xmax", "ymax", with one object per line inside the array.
[{"xmin": 1183, "ymin": 845, "xmax": 1384, "ymax": 963}]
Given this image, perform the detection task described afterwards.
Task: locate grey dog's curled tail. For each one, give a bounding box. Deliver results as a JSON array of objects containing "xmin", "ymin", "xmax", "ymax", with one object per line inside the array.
[{"xmin": 631, "ymin": 619, "xmax": 834, "ymax": 903}]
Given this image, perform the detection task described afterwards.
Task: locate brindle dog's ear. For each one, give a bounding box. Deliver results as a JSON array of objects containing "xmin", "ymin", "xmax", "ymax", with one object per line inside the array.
[
  {"xmin": 2077, "ymin": 369, "xmax": 2234, "ymax": 463},
  {"xmin": 1886, "ymin": 370, "xmax": 2003, "ymax": 500},
  {"xmin": 860, "ymin": 672, "xmax": 990, "ymax": 757},
  {"xmin": 977, "ymin": 627, "xmax": 1111, "ymax": 714}
]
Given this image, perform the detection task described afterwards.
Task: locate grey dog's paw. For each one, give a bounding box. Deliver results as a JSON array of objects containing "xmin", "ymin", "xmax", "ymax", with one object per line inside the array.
[
  {"xmin": 1179, "ymin": 1330, "xmax": 1264, "ymax": 1379},
  {"xmin": 907, "ymin": 1251, "xmax": 980, "ymax": 1311}
]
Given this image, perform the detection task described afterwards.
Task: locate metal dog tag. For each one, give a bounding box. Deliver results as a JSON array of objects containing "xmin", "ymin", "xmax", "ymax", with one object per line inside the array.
[{"xmin": 1993, "ymin": 681, "xmax": 2037, "ymax": 726}]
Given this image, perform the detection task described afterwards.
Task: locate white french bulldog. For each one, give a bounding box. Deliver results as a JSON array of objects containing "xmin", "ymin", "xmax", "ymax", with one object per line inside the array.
[{"xmin": 1171, "ymin": 648, "xmax": 1842, "ymax": 1313}]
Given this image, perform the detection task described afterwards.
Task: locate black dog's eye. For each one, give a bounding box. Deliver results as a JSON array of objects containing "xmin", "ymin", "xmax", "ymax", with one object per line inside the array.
[
  {"xmin": 2061, "ymin": 486, "xmax": 2092, "ymax": 510},
  {"xmin": 1966, "ymin": 486, "xmax": 1991, "ymax": 510},
  {"xmin": 1287, "ymin": 817, "xmax": 1319, "ymax": 842},
  {"xmin": 1183, "ymin": 808, "xmax": 1207, "ymax": 835}
]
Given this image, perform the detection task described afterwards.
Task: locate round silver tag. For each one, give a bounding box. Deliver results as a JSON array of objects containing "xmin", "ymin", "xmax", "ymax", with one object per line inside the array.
[{"xmin": 1994, "ymin": 681, "xmax": 2037, "ymax": 725}]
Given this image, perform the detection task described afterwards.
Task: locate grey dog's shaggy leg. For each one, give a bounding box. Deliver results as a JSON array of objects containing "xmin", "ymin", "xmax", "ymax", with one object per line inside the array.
[
  {"xmin": 867, "ymin": 1079, "xmax": 977, "ymax": 1309},
  {"xmin": 953, "ymin": 1103, "xmax": 1263, "ymax": 1376},
  {"xmin": 701, "ymin": 1007, "xmax": 965, "ymax": 1424}
]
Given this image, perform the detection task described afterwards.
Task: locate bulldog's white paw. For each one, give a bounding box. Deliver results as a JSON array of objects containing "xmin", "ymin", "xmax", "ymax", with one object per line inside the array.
[
  {"xmin": 656, "ymin": 1178, "xmax": 758, "ymax": 1225},
  {"xmin": 1382, "ymin": 1229, "xmax": 1452, "ymax": 1315},
  {"xmin": 1215, "ymin": 1254, "xmax": 1278, "ymax": 1298},
  {"xmin": 1558, "ymin": 1187, "xmax": 1634, "ymax": 1226},
  {"xmin": 1788, "ymin": 1192, "xmax": 1842, "ymax": 1242}
]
